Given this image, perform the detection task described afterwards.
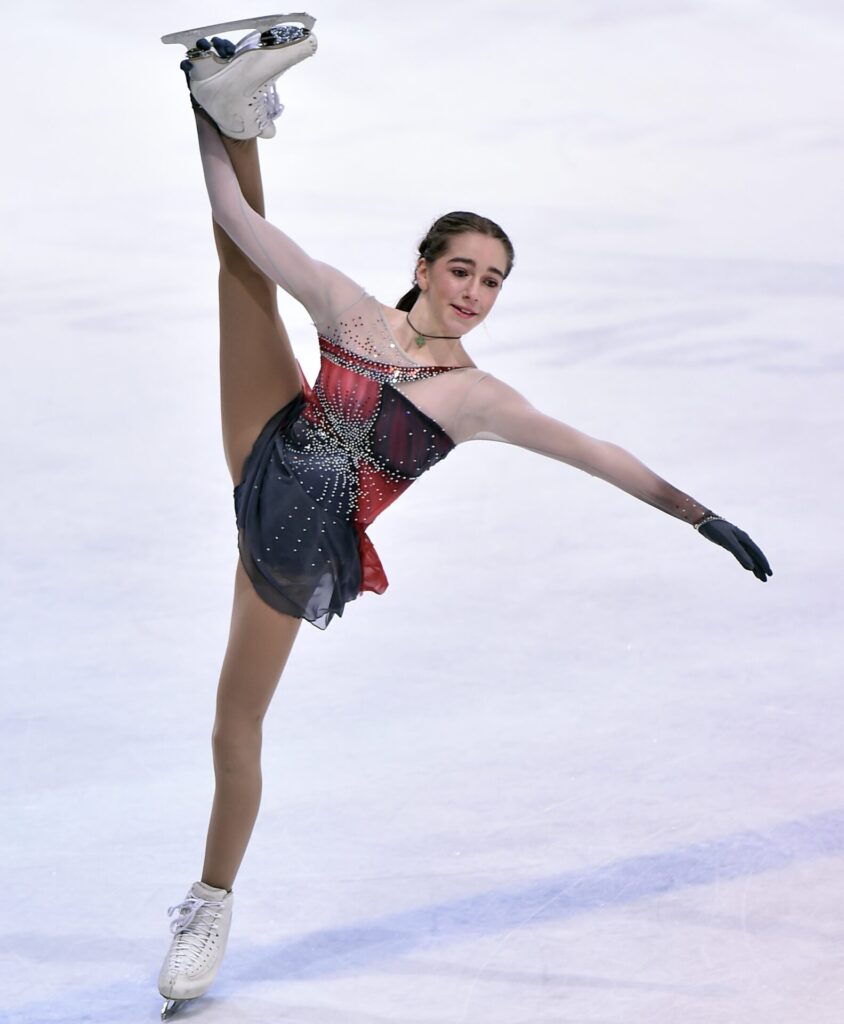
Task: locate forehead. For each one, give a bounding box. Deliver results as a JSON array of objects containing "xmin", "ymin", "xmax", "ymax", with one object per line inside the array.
[
  {"xmin": 442, "ymin": 231, "xmax": 506, "ymax": 259},
  {"xmin": 439, "ymin": 231, "xmax": 508, "ymax": 274}
]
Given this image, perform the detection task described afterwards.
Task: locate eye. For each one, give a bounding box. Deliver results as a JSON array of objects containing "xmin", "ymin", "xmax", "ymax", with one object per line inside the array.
[
  {"xmin": 451, "ymin": 268, "xmax": 468, "ymax": 277},
  {"xmin": 484, "ymin": 278, "xmax": 500, "ymax": 289}
]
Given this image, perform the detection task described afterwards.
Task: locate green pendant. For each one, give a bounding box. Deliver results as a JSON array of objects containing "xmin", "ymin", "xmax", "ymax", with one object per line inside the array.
[{"xmin": 414, "ymin": 335, "xmax": 426, "ymax": 347}]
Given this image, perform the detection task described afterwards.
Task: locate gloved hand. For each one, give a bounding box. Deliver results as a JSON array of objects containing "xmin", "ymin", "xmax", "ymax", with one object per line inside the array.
[
  {"xmin": 180, "ymin": 36, "xmax": 236, "ymax": 92},
  {"xmin": 697, "ymin": 518, "xmax": 772, "ymax": 582}
]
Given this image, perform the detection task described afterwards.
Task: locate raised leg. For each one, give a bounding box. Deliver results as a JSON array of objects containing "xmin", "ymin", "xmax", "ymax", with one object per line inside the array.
[{"xmin": 213, "ymin": 128, "xmax": 303, "ymax": 484}]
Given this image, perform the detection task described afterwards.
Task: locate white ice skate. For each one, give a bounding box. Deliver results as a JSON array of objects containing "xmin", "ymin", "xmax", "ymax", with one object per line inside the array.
[
  {"xmin": 158, "ymin": 881, "xmax": 234, "ymax": 1020},
  {"xmin": 161, "ymin": 14, "xmax": 317, "ymax": 140}
]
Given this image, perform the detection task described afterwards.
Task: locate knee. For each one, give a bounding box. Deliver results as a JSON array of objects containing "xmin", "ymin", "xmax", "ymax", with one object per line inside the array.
[{"xmin": 212, "ymin": 716, "xmax": 263, "ymax": 776}]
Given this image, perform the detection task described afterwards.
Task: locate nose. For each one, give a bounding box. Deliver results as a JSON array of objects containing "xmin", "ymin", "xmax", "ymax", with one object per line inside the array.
[{"xmin": 462, "ymin": 276, "xmax": 480, "ymax": 302}]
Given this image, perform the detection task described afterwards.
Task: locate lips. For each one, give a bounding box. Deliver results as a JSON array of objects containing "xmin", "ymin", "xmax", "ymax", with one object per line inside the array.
[{"xmin": 451, "ymin": 304, "xmax": 477, "ymax": 319}]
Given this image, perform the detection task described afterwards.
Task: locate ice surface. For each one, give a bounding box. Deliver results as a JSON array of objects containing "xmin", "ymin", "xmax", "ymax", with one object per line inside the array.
[{"xmin": 1, "ymin": 1, "xmax": 843, "ymax": 1022}]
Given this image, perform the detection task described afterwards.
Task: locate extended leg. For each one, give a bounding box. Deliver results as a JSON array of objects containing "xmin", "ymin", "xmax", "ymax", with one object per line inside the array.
[{"xmin": 212, "ymin": 127, "xmax": 303, "ymax": 484}]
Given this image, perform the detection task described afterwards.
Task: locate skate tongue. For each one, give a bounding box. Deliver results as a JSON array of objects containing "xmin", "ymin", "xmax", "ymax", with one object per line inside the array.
[{"xmin": 190, "ymin": 881, "xmax": 229, "ymax": 901}]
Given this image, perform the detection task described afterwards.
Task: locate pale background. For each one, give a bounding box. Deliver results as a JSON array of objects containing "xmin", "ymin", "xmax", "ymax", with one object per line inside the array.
[{"xmin": 2, "ymin": 1, "xmax": 843, "ymax": 1021}]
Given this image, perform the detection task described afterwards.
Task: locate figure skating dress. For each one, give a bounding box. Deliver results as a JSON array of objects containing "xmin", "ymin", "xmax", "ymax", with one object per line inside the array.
[
  {"xmin": 198, "ymin": 123, "xmax": 714, "ymax": 629},
  {"xmin": 235, "ymin": 304, "xmax": 470, "ymax": 628}
]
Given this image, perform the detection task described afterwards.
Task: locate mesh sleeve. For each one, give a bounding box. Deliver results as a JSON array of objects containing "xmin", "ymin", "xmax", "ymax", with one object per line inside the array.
[
  {"xmin": 458, "ymin": 374, "xmax": 713, "ymax": 525},
  {"xmin": 195, "ymin": 113, "xmax": 364, "ymax": 323}
]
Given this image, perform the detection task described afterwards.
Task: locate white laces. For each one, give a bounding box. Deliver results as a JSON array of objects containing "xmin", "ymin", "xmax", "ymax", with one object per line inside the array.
[
  {"xmin": 167, "ymin": 895, "xmax": 224, "ymax": 935},
  {"xmin": 253, "ymin": 82, "xmax": 283, "ymax": 133},
  {"xmin": 164, "ymin": 896, "xmax": 226, "ymax": 974},
  {"xmin": 262, "ymin": 83, "xmax": 283, "ymax": 121}
]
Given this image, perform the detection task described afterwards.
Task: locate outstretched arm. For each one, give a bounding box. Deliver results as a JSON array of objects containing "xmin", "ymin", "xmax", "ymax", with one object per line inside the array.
[
  {"xmin": 459, "ymin": 374, "xmax": 772, "ymax": 581},
  {"xmin": 193, "ymin": 110, "xmax": 363, "ymax": 320}
]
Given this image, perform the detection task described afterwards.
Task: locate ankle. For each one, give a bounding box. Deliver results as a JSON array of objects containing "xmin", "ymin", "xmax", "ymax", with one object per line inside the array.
[{"xmin": 199, "ymin": 875, "xmax": 233, "ymax": 893}]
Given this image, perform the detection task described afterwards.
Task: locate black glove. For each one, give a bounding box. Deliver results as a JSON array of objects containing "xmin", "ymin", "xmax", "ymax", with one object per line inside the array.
[
  {"xmin": 697, "ymin": 518, "xmax": 772, "ymax": 582},
  {"xmin": 180, "ymin": 37, "xmax": 236, "ymax": 91}
]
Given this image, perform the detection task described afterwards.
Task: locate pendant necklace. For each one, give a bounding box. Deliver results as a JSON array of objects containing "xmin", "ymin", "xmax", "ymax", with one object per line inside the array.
[{"xmin": 406, "ymin": 312, "xmax": 460, "ymax": 348}]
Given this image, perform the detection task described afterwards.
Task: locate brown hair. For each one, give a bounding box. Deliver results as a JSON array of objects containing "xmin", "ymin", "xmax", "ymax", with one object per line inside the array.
[{"xmin": 396, "ymin": 211, "xmax": 515, "ymax": 311}]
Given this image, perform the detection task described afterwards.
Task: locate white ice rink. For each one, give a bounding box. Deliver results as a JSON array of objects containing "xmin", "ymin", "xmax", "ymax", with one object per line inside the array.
[{"xmin": 2, "ymin": 1, "xmax": 843, "ymax": 1021}]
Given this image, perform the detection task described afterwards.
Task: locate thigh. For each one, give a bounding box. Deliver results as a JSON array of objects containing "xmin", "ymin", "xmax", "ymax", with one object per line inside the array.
[
  {"xmin": 216, "ymin": 230, "xmax": 304, "ymax": 485},
  {"xmin": 215, "ymin": 560, "xmax": 303, "ymax": 726}
]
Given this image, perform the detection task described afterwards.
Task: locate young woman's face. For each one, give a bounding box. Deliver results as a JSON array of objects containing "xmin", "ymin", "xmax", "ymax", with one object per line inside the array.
[{"xmin": 416, "ymin": 231, "xmax": 508, "ymax": 334}]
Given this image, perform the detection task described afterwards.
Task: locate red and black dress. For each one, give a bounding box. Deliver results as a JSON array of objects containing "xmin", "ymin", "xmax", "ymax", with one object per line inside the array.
[
  {"xmin": 202, "ymin": 128, "xmax": 716, "ymax": 629},
  {"xmin": 234, "ymin": 307, "xmax": 471, "ymax": 628}
]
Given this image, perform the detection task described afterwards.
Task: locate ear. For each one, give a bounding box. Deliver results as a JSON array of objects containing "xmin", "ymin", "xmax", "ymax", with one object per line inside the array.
[{"xmin": 415, "ymin": 257, "xmax": 429, "ymax": 292}]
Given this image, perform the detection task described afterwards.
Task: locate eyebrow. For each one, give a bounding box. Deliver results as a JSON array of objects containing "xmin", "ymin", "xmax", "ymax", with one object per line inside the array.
[{"xmin": 446, "ymin": 256, "xmax": 505, "ymax": 279}]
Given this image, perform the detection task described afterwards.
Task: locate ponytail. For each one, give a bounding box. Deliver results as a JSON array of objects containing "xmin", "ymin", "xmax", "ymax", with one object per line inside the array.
[{"xmin": 395, "ymin": 283, "xmax": 421, "ymax": 312}]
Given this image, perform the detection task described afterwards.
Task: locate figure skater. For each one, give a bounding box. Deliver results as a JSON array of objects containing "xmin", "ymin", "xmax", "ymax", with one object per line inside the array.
[{"xmin": 157, "ymin": 15, "xmax": 771, "ymax": 1019}]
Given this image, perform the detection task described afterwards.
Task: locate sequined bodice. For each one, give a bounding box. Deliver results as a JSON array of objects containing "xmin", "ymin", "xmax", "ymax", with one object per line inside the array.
[{"xmin": 284, "ymin": 337, "xmax": 458, "ymax": 531}]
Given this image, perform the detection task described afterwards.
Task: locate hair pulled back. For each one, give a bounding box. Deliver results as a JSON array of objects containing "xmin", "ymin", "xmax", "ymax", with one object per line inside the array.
[{"xmin": 396, "ymin": 211, "xmax": 515, "ymax": 312}]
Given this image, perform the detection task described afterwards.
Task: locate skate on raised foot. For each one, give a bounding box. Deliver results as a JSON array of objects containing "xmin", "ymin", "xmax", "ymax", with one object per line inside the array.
[
  {"xmin": 158, "ymin": 881, "xmax": 234, "ymax": 1021},
  {"xmin": 161, "ymin": 13, "xmax": 318, "ymax": 140}
]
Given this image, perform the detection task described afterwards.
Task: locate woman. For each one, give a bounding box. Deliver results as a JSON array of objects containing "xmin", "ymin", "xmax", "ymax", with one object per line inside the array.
[{"xmin": 157, "ymin": 17, "xmax": 771, "ymax": 1018}]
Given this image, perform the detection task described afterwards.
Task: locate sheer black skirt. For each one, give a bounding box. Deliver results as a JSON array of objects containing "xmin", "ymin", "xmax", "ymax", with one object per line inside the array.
[{"xmin": 233, "ymin": 393, "xmax": 362, "ymax": 630}]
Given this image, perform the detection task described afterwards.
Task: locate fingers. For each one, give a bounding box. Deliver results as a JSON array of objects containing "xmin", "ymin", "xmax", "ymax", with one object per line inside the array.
[
  {"xmin": 746, "ymin": 548, "xmax": 772, "ymax": 582},
  {"xmin": 210, "ymin": 36, "xmax": 236, "ymax": 58},
  {"xmin": 737, "ymin": 530, "xmax": 773, "ymax": 579},
  {"xmin": 699, "ymin": 519, "xmax": 773, "ymax": 583},
  {"xmin": 191, "ymin": 36, "xmax": 235, "ymax": 58},
  {"xmin": 747, "ymin": 552, "xmax": 771, "ymax": 581},
  {"xmin": 722, "ymin": 532, "xmax": 755, "ymax": 572},
  {"xmin": 726, "ymin": 531, "xmax": 774, "ymax": 583}
]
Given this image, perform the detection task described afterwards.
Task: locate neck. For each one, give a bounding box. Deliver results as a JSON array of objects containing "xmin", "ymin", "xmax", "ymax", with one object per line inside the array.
[
  {"xmin": 405, "ymin": 297, "xmax": 462, "ymax": 344},
  {"xmin": 406, "ymin": 311, "xmax": 458, "ymax": 339}
]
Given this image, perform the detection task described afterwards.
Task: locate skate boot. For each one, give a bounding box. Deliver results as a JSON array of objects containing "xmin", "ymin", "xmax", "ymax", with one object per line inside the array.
[
  {"xmin": 162, "ymin": 14, "xmax": 317, "ymax": 140},
  {"xmin": 158, "ymin": 881, "xmax": 233, "ymax": 1020},
  {"xmin": 180, "ymin": 31, "xmax": 289, "ymax": 139}
]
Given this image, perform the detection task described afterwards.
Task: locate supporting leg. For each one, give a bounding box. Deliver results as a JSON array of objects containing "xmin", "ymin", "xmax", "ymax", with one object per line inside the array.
[{"xmin": 202, "ymin": 560, "xmax": 302, "ymax": 890}]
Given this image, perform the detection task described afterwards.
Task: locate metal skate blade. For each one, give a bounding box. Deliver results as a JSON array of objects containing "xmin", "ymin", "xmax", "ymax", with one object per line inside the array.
[
  {"xmin": 161, "ymin": 13, "xmax": 316, "ymax": 48},
  {"xmin": 161, "ymin": 998, "xmax": 188, "ymax": 1020}
]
